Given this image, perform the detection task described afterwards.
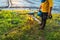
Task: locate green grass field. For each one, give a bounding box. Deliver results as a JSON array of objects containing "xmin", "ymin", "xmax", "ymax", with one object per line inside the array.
[{"xmin": 0, "ymin": 10, "xmax": 60, "ymax": 40}]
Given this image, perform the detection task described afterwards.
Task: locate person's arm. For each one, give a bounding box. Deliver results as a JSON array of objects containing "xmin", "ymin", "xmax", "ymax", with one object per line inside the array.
[
  {"xmin": 48, "ymin": 0, "xmax": 53, "ymax": 16},
  {"xmin": 48, "ymin": 7, "xmax": 53, "ymax": 19},
  {"xmin": 48, "ymin": 7, "xmax": 52, "ymax": 16},
  {"xmin": 39, "ymin": 4, "xmax": 42, "ymax": 11}
]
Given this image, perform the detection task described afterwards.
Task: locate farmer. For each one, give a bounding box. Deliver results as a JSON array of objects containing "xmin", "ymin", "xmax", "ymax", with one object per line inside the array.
[{"xmin": 39, "ymin": 0, "xmax": 53, "ymax": 30}]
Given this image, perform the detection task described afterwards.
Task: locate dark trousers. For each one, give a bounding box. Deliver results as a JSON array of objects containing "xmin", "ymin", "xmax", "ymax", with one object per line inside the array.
[{"xmin": 40, "ymin": 12, "xmax": 48, "ymax": 29}]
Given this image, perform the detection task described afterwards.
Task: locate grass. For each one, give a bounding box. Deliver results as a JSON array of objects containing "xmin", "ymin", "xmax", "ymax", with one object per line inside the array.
[{"xmin": 0, "ymin": 10, "xmax": 60, "ymax": 40}]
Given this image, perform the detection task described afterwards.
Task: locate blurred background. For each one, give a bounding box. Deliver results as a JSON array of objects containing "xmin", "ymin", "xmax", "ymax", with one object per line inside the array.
[
  {"xmin": 0, "ymin": 0, "xmax": 60, "ymax": 13},
  {"xmin": 0, "ymin": 0, "xmax": 60, "ymax": 40}
]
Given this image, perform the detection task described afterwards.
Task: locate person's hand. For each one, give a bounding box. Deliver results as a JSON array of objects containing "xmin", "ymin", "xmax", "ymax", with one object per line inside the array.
[
  {"xmin": 48, "ymin": 13, "xmax": 52, "ymax": 19},
  {"xmin": 49, "ymin": 15, "xmax": 52, "ymax": 19},
  {"xmin": 48, "ymin": 7, "xmax": 53, "ymax": 19}
]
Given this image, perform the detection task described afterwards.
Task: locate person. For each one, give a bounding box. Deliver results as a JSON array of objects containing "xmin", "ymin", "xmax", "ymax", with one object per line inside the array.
[{"xmin": 39, "ymin": 0, "xmax": 53, "ymax": 30}]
